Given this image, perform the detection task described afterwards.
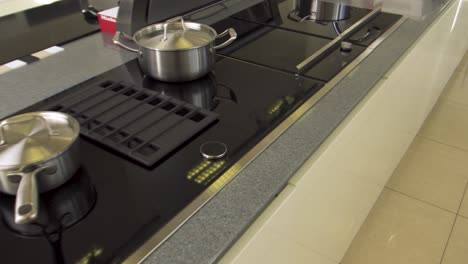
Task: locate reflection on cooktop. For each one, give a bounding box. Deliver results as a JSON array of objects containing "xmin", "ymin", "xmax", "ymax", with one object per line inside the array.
[
  {"xmin": 142, "ymin": 73, "xmax": 238, "ymax": 111},
  {"xmin": 0, "ymin": 168, "xmax": 97, "ymax": 263},
  {"xmin": 215, "ymin": 19, "xmax": 366, "ymax": 82},
  {"xmin": 0, "ymin": 168, "xmax": 96, "ymax": 237},
  {"xmin": 232, "ymin": 0, "xmax": 402, "ymax": 47}
]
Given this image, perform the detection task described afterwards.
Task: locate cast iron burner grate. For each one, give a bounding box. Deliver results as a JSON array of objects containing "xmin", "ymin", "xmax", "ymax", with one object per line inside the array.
[{"xmin": 44, "ymin": 80, "xmax": 218, "ymax": 166}]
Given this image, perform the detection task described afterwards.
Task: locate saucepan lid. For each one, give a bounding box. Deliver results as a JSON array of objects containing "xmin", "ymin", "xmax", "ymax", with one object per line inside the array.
[
  {"xmin": 133, "ymin": 16, "xmax": 218, "ymax": 51},
  {"xmin": 0, "ymin": 111, "xmax": 80, "ymax": 167}
]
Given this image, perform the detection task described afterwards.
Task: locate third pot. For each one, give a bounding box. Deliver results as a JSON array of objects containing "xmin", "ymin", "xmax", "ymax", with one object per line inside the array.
[{"xmin": 288, "ymin": 0, "xmax": 350, "ymax": 22}]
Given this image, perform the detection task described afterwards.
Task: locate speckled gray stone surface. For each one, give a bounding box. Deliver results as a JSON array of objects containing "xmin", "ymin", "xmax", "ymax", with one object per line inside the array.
[
  {"xmin": 0, "ymin": 33, "xmax": 138, "ymax": 119},
  {"xmin": 143, "ymin": 1, "xmax": 454, "ymax": 264}
]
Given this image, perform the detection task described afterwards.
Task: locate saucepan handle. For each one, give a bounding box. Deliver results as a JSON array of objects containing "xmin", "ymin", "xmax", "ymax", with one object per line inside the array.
[
  {"xmin": 214, "ymin": 83, "xmax": 238, "ymax": 104},
  {"xmin": 12, "ymin": 166, "xmax": 46, "ymax": 224},
  {"xmin": 112, "ymin": 31, "xmax": 141, "ymax": 54},
  {"xmin": 0, "ymin": 115, "xmax": 58, "ymax": 146},
  {"xmin": 287, "ymin": 10, "xmax": 313, "ymax": 22},
  {"xmin": 163, "ymin": 16, "xmax": 187, "ymax": 41},
  {"xmin": 213, "ymin": 28, "xmax": 237, "ymax": 50}
]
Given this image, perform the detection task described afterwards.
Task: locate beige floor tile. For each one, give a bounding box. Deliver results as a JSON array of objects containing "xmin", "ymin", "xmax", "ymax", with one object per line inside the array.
[
  {"xmin": 419, "ymin": 100, "xmax": 468, "ymax": 150},
  {"xmin": 442, "ymin": 216, "xmax": 468, "ymax": 264},
  {"xmin": 222, "ymin": 231, "xmax": 337, "ymax": 264},
  {"xmin": 459, "ymin": 194, "xmax": 468, "ymax": 218},
  {"xmin": 387, "ymin": 137, "xmax": 468, "ymax": 212},
  {"xmin": 342, "ymin": 189, "xmax": 455, "ymax": 264},
  {"xmin": 442, "ymin": 68, "xmax": 468, "ymax": 106}
]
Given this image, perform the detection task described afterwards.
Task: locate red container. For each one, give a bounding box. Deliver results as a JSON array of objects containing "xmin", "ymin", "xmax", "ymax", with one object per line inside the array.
[{"xmin": 98, "ymin": 7, "xmax": 118, "ymax": 34}]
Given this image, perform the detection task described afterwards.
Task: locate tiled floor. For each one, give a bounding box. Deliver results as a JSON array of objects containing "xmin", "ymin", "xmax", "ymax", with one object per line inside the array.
[{"xmin": 342, "ymin": 52, "xmax": 468, "ymax": 264}]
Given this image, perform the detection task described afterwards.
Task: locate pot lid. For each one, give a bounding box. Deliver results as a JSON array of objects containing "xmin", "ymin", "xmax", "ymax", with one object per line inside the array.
[
  {"xmin": 134, "ymin": 20, "xmax": 217, "ymax": 51},
  {"xmin": 140, "ymin": 29, "xmax": 213, "ymax": 50},
  {"xmin": 0, "ymin": 112, "xmax": 80, "ymax": 167}
]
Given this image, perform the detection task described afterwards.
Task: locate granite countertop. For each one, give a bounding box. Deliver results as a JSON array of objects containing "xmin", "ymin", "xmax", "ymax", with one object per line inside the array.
[{"xmin": 0, "ymin": 0, "xmax": 453, "ymax": 263}]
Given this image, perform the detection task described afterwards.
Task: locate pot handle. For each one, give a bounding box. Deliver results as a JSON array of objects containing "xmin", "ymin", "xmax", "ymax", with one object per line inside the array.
[
  {"xmin": 112, "ymin": 31, "xmax": 141, "ymax": 54},
  {"xmin": 287, "ymin": 10, "xmax": 313, "ymax": 22},
  {"xmin": 213, "ymin": 28, "xmax": 237, "ymax": 50},
  {"xmin": 163, "ymin": 16, "xmax": 186, "ymax": 41},
  {"xmin": 214, "ymin": 83, "xmax": 238, "ymax": 104},
  {"xmin": 0, "ymin": 115, "xmax": 59, "ymax": 146},
  {"xmin": 12, "ymin": 166, "xmax": 46, "ymax": 224}
]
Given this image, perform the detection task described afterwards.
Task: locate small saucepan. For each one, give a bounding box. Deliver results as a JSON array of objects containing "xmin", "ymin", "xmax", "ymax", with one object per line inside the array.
[
  {"xmin": 113, "ymin": 16, "xmax": 237, "ymax": 82},
  {"xmin": 0, "ymin": 112, "xmax": 80, "ymax": 224}
]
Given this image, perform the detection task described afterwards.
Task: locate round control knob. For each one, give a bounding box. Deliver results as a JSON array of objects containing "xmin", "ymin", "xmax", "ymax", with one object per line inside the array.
[
  {"xmin": 200, "ymin": 141, "xmax": 227, "ymax": 160},
  {"xmin": 340, "ymin": 41, "xmax": 353, "ymax": 53}
]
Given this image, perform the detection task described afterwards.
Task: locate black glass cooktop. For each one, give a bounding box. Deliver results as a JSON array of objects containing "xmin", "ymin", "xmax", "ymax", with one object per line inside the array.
[
  {"xmin": 0, "ymin": 56, "xmax": 324, "ymax": 263},
  {"xmin": 0, "ymin": 0, "xmax": 99, "ymax": 65},
  {"xmin": 232, "ymin": 0, "xmax": 402, "ymax": 47},
  {"xmin": 214, "ymin": 19, "xmax": 366, "ymax": 82}
]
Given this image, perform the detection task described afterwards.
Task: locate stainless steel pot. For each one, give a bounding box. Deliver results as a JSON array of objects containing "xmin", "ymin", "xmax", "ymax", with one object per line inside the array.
[
  {"xmin": 0, "ymin": 112, "xmax": 80, "ymax": 224},
  {"xmin": 113, "ymin": 16, "xmax": 237, "ymax": 82},
  {"xmin": 288, "ymin": 0, "xmax": 350, "ymax": 22}
]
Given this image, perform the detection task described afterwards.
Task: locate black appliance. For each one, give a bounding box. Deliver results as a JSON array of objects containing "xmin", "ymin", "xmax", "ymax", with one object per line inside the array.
[
  {"xmin": 231, "ymin": 0, "xmax": 401, "ymax": 46},
  {"xmin": 117, "ymin": 0, "xmax": 224, "ymax": 35},
  {"xmin": 212, "ymin": 17, "xmax": 366, "ymax": 82},
  {"xmin": 0, "ymin": 0, "xmax": 99, "ymax": 65},
  {"xmin": 0, "ymin": 0, "xmax": 402, "ymax": 263}
]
